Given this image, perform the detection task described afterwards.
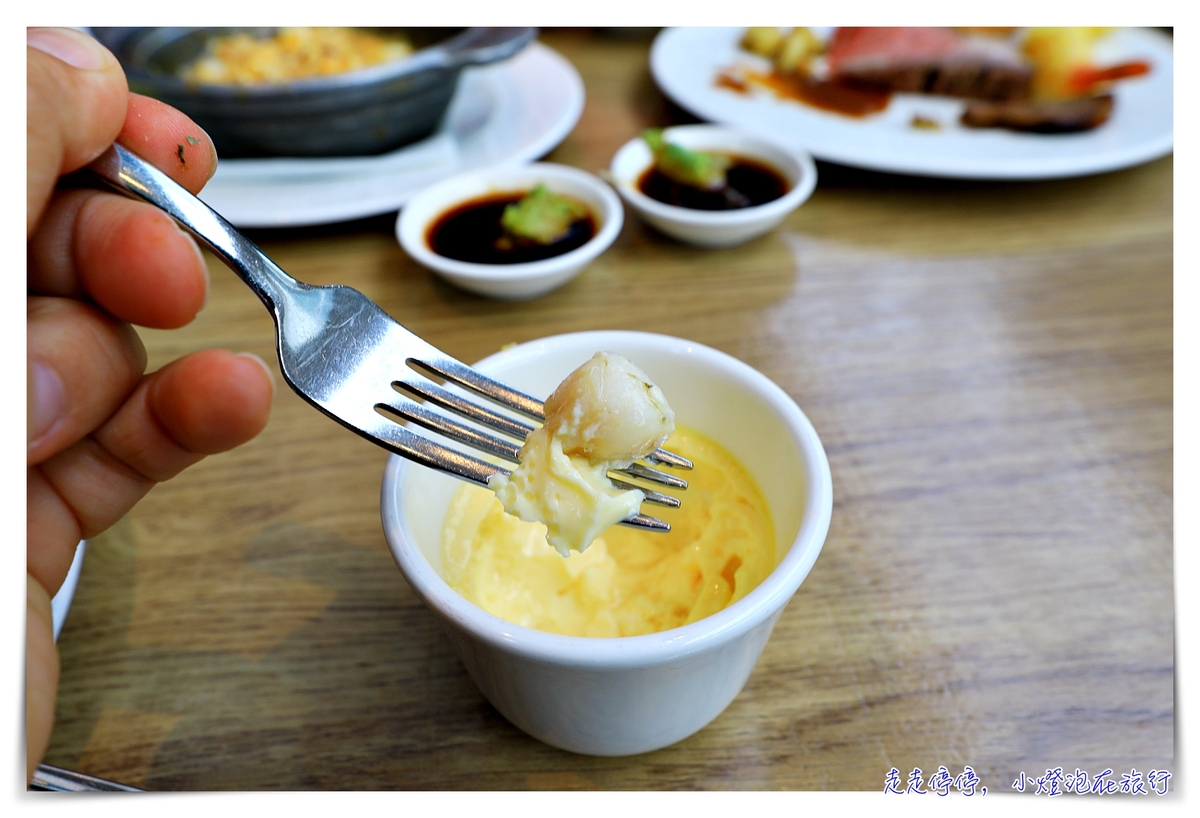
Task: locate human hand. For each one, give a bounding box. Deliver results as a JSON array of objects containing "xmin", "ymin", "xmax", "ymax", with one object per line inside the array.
[{"xmin": 26, "ymin": 28, "xmax": 275, "ymax": 782}]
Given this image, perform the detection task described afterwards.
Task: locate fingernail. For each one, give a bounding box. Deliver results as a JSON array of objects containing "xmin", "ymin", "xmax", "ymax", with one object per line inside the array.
[
  {"xmin": 27, "ymin": 28, "xmax": 113, "ymax": 71},
  {"xmin": 175, "ymin": 226, "xmax": 210, "ymax": 310},
  {"xmin": 197, "ymin": 127, "xmax": 219, "ymax": 175},
  {"xmin": 200, "ymin": 257, "xmax": 211, "ymax": 310},
  {"xmin": 28, "ymin": 362, "xmax": 66, "ymax": 447},
  {"xmin": 236, "ymin": 352, "xmax": 276, "ymax": 390}
]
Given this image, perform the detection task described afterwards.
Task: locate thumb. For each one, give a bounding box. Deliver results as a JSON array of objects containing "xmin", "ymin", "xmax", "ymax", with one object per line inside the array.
[{"xmin": 27, "ymin": 28, "xmax": 128, "ymax": 237}]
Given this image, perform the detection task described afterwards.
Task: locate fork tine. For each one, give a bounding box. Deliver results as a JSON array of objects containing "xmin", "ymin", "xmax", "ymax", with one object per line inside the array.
[
  {"xmin": 624, "ymin": 513, "xmax": 671, "ymax": 532},
  {"xmin": 411, "ymin": 357, "xmax": 545, "ymax": 419},
  {"xmin": 369, "ymin": 419, "xmax": 509, "ymax": 486},
  {"xmin": 613, "ymin": 462, "xmax": 688, "ymax": 489},
  {"xmin": 377, "ymin": 400, "xmax": 521, "ymax": 462},
  {"xmin": 608, "ymin": 477, "xmax": 681, "ymax": 508},
  {"xmin": 648, "ymin": 448, "xmax": 694, "ymax": 469},
  {"xmin": 395, "ymin": 378, "xmax": 536, "ymax": 441}
]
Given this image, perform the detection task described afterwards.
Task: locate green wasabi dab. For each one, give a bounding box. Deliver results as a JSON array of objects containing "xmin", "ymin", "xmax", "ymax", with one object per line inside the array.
[
  {"xmin": 500, "ymin": 185, "xmax": 590, "ymax": 246},
  {"xmin": 641, "ymin": 128, "xmax": 731, "ymax": 190}
]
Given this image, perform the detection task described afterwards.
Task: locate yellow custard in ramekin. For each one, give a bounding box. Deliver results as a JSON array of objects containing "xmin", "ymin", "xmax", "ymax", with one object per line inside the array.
[{"xmin": 440, "ymin": 426, "xmax": 775, "ymax": 637}]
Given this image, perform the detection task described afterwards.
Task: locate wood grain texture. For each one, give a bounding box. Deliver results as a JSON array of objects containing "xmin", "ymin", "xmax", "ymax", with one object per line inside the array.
[{"xmin": 44, "ymin": 30, "xmax": 1173, "ymax": 791}]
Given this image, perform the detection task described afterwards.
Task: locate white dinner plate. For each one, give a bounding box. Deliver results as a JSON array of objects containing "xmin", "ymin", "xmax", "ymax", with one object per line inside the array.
[
  {"xmin": 51, "ymin": 541, "xmax": 86, "ymax": 641},
  {"xmin": 199, "ymin": 43, "xmax": 585, "ymax": 227},
  {"xmin": 650, "ymin": 27, "xmax": 1173, "ymax": 180}
]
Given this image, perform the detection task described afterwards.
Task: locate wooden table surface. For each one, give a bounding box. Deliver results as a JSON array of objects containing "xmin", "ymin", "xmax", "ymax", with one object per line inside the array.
[{"xmin": 44, "ymin": 30, "xmax": 1174, "ymax": 792}]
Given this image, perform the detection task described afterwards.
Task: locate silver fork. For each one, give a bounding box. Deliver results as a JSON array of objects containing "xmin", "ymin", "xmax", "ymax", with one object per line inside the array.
[{"xmin": 86, "ymin": 145, "xmax": 689, "ymax": 531}]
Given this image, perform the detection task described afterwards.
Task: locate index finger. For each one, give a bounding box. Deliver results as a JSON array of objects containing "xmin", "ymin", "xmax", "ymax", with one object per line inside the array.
[{"xmin": 117, "ymin": 93, "xmax": 217, "ymax": 194}]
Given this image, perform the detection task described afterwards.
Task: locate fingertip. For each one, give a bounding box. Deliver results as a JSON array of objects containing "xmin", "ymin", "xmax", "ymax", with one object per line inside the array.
[
  {"xmin": 75, "ymin": 196, "xmax": 208, "ymax": 328},
  {"xmin": 119, "ymin": 94, "xmax": 218, "ymax": 193},
  {"xmin": 27, "ymin": 28, "xmax": 116, "ymax": 72},
  {"xmin": 150, "ymin": 349, "xmax": 274, "ymax": 455},
  {"xmin": 179, "ymin": 221, "xmax": 211, "ymax": 313},
  {"xmin": 235, "ymin": 352, "xmax": 277, "ymax": 391}
]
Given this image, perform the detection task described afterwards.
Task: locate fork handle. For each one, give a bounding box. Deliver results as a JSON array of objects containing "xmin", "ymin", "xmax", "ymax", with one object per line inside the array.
[{"xmin": 86, "ymin": 144, "xmax": 303, "ymax": 319}]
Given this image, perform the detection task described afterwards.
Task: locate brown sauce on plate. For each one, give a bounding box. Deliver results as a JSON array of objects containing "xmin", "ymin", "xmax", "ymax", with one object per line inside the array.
[
  {"xmin": 638, "ymin": 155, "xmax": 789, "ymax": 211},
  {"xmin": 714, "ymin": 71, "xmax": 750, "ymax": 93},
  {"xmin": 718, "ymin": 69, "xmax": 892, "ymax": 118},
  {"xmin": 427, "ymin": 192, "xmax": 596, "ymax": 265}
]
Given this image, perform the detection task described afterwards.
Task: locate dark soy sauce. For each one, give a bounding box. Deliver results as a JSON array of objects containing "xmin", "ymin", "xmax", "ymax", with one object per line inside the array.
[
  {"xmin": 637, "ymin": 156, "xmax": 790, "ymax": 211},
  {"xmin": 427, "ymin": 193, "xmax": 596, "ymax": 265}
]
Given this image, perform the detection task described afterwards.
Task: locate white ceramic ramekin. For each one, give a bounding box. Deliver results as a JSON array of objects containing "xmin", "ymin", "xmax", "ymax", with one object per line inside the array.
[
  {"xmin": 381, "ymin": 331, "xmax": 832, "ymax": 755},
  {"xmin": 610, "ymin": 125, "xmax": 817, "ymax": 248},
  {"xmin": 396, "ymin": 163, "xmax": 623, "ymax": 300}
]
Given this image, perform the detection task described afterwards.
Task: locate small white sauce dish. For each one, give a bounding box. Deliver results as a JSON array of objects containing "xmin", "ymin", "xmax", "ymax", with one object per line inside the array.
[
  {"xmin": 396, "ymin": 163, "xmax": 623, "ymax": 300},
  {"xmin": 610, "ymin": 124, "xmax": 817, "ymax": 248},
  {"xmin": 381, "ymin": 330, "xmax": 833, "ymax": 756}
]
